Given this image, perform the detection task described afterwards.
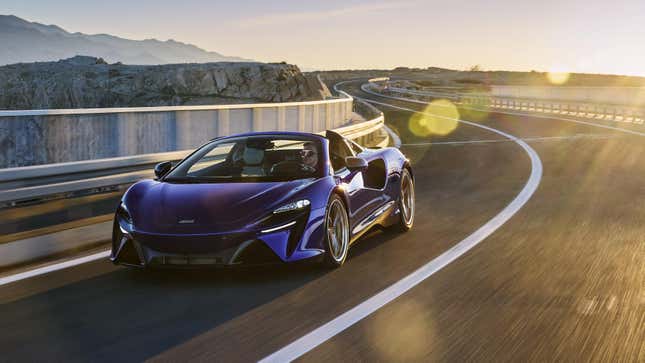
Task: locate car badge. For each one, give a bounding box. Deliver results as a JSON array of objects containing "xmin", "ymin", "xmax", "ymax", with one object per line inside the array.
[{"xmin": 178, "ymin": 218, "xmax": 195, "ymax": 224}]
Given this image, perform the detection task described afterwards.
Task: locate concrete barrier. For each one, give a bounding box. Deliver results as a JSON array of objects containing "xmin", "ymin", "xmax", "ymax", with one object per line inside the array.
[{"xmin": 0, "ymin": 96, "xmax": 354, "ymax": 168}]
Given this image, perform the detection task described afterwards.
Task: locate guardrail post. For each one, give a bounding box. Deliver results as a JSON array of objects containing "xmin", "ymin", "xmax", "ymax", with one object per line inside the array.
[
  {"xmin": 252, "ymin": 108, "xmax": 262, "ymax": 131},
  {"xmin": 217, "ymin": 109, "xmax": 230, "ymax": 136},
  {"xmin": 325, "ymin": 103, "xmax": 332, "ymax": 130},
  {"xmin": 313, "ymin": 104, "xmax": 321, "ymax": 131},
  {"xmin": 278, "ymin": 107, "xmax": 286, "ymax": 131},
  {"xmin": 299, "ymin": 105, "xmax": 307, "ymax": 132}
]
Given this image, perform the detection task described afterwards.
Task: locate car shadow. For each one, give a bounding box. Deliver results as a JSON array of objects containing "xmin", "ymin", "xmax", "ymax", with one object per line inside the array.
[
  {"xmin": 0, "ymin": 261, "xmax": 327, "ymax": 362},
  {"xmin": 0, "ymin": 226, "xmax": 404, "ymax": 363}
]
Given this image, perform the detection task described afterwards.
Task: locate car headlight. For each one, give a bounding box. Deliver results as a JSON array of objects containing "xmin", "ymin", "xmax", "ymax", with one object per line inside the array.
[
  {"xmin": 116, "ymin": 203, "xmax": 133, "ymax": 224},
  {"xmin": 273, "ymin": 199, "xmax": 310, "ymax": 214}
]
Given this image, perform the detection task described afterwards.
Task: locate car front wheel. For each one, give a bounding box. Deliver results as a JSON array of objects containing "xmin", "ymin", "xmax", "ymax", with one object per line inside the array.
[
  {"xmin": 323, "ymin": 194, "xmax": 350, "ymax": 267},
  {"xmin": 395, "ymin": 168, "xmax": 415, "ymax": 231}
]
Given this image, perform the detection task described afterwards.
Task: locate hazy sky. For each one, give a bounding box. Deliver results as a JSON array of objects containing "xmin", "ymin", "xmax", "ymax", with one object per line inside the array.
[{"xmin": 4, "ymin": 0, "xmax": 645, "ymax": 75}]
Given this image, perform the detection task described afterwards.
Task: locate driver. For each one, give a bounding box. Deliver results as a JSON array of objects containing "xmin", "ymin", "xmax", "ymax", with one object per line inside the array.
[{"xmin": 301, "ymin": 142, "xmax": 319, "ymax": 170}]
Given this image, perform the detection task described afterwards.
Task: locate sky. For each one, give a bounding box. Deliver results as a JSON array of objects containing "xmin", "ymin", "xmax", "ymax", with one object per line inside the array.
[{"xmin": 4, "ymin": 0, "xmax": 645, "ymax": 76}]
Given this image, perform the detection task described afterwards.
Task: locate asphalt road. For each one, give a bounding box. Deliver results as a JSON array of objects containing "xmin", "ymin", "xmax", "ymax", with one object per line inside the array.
[{"xmin": 0, "ymin": 81, "xmax": 643, "ymax": 362}]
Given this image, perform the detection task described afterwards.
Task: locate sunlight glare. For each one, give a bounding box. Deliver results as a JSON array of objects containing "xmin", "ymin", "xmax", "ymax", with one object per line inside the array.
[
  {"xmin": 547, "ymin": 72, "xmax": 570, "ymax": 85},
  {"xmin": 408, "ymin": 99, "xmax": 459, "ymax": 137}
]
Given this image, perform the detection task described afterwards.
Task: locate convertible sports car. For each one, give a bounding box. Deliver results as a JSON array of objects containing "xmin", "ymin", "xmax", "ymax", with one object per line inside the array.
[{"xmin": 111, "ymin": 130, "xmax": 414, "ymax": 268}]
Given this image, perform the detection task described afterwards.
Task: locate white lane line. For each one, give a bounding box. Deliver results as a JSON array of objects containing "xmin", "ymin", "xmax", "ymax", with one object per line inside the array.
[
  {"xmin": 401, "ymin": 133, "xmax": 621, "ymax": 146},
  {"xmin": 260, "ymin": 98, "xmax": 544, "ymax": 363},
  {"xmin": 0, "ymin": 250, "xmax": 110, "ymax": 287},
  {"xmin": 382, "ymin": 124, "xmax": 402, "ymax": 148},
  {"xmin": 332, "ymin": 80, "xmax": 356, "ymax": 93},
  {"xmin": 361, "ymin": 84, "xmax": 645, "ymax": 137}
]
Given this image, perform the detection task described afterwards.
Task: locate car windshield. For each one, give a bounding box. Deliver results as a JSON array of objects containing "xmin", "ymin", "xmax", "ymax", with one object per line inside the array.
[{"xmin": 165, "ymin": 135, "xmax": 323, "ymax": 183}]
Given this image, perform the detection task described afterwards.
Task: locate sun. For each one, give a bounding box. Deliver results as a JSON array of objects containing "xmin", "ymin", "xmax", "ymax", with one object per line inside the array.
[{"xmin": 546, "ymin": 72, "xmax": 570, "ymax": 85}]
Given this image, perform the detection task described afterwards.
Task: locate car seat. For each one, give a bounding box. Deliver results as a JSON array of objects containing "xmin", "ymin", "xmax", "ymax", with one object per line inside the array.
[{"xmin": 241, "ymin": 146, "xmax": 266, "ymax": 176}]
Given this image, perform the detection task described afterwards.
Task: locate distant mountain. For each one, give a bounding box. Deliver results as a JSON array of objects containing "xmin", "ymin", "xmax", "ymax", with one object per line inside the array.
[{"xmin": 0, "ymin": 14, "xmax": 251, "ymax": 65}]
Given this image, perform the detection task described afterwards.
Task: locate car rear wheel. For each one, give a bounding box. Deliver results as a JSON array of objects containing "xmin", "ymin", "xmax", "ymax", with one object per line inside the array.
[
  {"xmin": 395, "ymin": 168, "xmax": 415, "ymax": 231},
  {"xmin": 323, "ymin": 194, "xmax": 350, "ymax": 267}
]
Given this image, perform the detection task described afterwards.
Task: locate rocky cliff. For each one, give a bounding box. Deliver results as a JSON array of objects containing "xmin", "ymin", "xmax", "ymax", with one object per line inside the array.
[{"xmin": 0, "ymin": 56, "xmax": 331, "ymax": 109}]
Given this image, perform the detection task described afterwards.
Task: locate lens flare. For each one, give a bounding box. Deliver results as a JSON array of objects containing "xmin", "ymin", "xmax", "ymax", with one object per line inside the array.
[
  {"xmin": 408, "ymin": 99, "xmax": 459, "ymax": 137},
  {"xmin": 367, "ymin": 299, "xmax": 438, "ymax": 361},
  {"xmin": 547, "ymin": 72, "xmax": 570, "ymax": 85}
]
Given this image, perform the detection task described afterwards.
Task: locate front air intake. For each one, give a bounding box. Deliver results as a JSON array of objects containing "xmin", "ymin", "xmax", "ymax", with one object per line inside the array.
[{"xmin": 232, "ymin": 240, "xmax": 281, "ymax": 265}]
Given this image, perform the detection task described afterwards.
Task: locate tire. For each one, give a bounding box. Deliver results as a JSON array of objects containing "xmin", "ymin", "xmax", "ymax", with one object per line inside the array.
[
  {"xmin": 395, "ymin": 168, "xmax": 415, "ymax": 232},
  {"xmin": 323, "ymin": 194, "xmax": 350, "ymax": 268}
]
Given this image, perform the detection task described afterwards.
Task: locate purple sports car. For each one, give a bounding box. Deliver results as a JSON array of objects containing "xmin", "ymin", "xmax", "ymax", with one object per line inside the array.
[{"xmin": 110, "ymin": 130, "xmax": 414, "ymax": 268}]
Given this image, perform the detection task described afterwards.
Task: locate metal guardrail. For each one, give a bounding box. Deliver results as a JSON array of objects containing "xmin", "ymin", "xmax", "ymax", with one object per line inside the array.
[
  {"xmin": 385, "ymin": 87, "xmax": 461, "ymax": 101},
  {"xmin": 461, "ymin": 97, "xmax": 645, "ymax": 124},
  {"xmin": 367, "ymin": 81, "xmax": 645, "ymax": 125}
]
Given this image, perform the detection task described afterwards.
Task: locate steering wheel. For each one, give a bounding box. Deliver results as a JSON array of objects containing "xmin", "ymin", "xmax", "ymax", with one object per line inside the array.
[{"xmin": 270, "ymin": 160, "xmax": 316, "ymax": 176}]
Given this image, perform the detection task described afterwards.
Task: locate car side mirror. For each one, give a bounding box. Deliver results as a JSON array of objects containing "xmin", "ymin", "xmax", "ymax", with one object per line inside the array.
[
  {"xmin": 154, "ymin": 161, "xmax": 172, "ymax": 178},
  {"xmin": 345, "ymin": 156, "xmax": 368, "ymax": 172}
]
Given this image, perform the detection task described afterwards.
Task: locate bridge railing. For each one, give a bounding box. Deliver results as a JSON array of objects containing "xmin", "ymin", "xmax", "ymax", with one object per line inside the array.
[{"xmin": 366, "ymin": 80, "xmax": 645, "ymax": 125}]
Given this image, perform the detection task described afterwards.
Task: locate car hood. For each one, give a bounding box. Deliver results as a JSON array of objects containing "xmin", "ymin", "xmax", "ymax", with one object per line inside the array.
[{"xmin": 124, "ymin": 178, "xmax": 315, "ymax": 233}]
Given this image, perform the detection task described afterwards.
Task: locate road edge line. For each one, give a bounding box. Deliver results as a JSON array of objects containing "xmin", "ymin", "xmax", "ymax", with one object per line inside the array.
[
  {"xmin": 259, "ymin": 95, "xmax": 544, "ymax": 362},
  {"xmin": 0, "ymin": 250, "xmax": 110, "ymax": 286}
]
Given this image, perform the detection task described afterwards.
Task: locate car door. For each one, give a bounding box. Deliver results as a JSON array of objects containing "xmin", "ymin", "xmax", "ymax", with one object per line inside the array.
[{"xmin": 326, "ymin": 131, "xmax": 384, "ymax": 236}]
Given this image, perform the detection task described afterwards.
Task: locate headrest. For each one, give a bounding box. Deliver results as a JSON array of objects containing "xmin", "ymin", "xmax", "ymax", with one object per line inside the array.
[{"xmin": 243, "ymin": 147, "xmax": 264, "ymax": 166}]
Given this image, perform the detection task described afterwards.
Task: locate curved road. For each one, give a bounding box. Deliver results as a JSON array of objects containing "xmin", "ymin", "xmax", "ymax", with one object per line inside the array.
[{"xmin": 1, "ymin": 80, "xmax": 643, "ymax": 362}]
